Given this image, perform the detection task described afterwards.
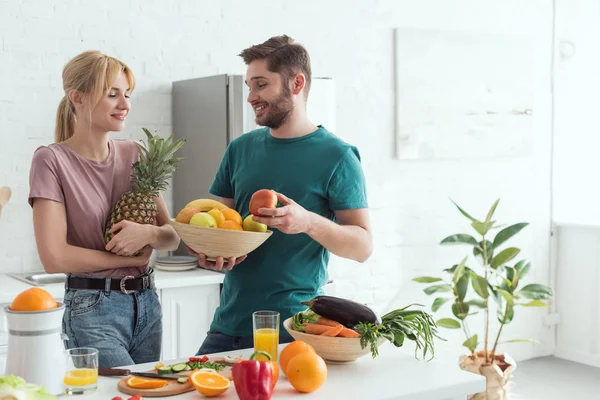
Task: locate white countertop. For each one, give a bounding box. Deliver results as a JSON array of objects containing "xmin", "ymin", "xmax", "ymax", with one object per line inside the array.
[
  {"xmin": 0, "ymin": 267, "xmax": 225, "ymax": 305},
  {"xmin": 88, "ymin": 343, "xmax": 485, "ymax": 400}
]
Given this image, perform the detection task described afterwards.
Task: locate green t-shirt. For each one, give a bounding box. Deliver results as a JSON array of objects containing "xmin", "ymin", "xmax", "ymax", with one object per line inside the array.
[{"xmin": 208, "ymin": 126, "xmax": 368, "ymax": 336}]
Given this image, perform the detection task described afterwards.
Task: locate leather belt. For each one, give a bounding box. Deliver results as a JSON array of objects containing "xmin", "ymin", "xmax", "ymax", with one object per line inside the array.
[{"xmin": 66, "ymin": 268, "xmax": 155, "ymax": 294}]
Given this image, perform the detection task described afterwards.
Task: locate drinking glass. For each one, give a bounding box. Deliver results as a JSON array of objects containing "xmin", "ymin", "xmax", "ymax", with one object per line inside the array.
[
  {"xmin": 253, "ymin": 311, "xmax": 280, "ymax": 361},
  {"xmin": 64, "ymin": 347, "xmax": 98, "ymax": 395}
]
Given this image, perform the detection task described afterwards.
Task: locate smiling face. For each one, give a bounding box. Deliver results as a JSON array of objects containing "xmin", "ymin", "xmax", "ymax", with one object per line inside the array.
[
  {"xmin": 88, "ymin": 72, "xmax": 132, "ymax": 133},
  {"xmin": 246, "ymin": 59, "xmax": 294, "ymax": 129}
]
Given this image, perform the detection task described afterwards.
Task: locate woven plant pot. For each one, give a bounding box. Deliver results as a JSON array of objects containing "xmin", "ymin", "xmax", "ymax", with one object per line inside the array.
[{"xmin": 459, "ymin": 352, "xmax": 517, "ymax": 400}]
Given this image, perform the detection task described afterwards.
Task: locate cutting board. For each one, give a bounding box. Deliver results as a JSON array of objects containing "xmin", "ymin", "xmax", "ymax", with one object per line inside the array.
[
  {"xmin": 117, "ymin": 370, "xmax": 194, "ymax": 397},
  {"xmin": 117, "ymin": 361, "xmax": 234, "ymax": 397}
]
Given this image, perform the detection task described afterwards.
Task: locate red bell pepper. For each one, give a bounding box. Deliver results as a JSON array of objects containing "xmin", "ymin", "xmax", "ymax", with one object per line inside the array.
[{"xmin": 231, "ymin": 351, "xmax": 274, "ymax": 400}]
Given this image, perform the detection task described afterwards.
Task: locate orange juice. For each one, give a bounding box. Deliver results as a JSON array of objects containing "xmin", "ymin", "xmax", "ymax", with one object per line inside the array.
[
  {"xmin": 64, "ymin": 369, "xmax": 98, "ymax": 386},
  {"xmin": 254, "ymin": 328, "xmax": 279, "ymax": 361}
]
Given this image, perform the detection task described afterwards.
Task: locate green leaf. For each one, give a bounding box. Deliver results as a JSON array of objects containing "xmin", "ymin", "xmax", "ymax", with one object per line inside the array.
[
  {"xmin": 490, "ymin": 247, "xmax": 520, "ymax": 269},
  {"xmin": 485, "ymin": 199, "xmax": 500, "ymax": 223},
  {"xmin": 472, "ymin": 220, "xmax": 495, "ymax": 236},
  {"xmin": 505, "ymin": 266, "xmax": 515, "ymax": 284},
  {"xmin": 453, "ymin": 256, "xmax": 468, "ymax": 283},
  {"xmin": 471, "ymin": 272, "xmax": 489, "ymax": 299},
  {"xmin": 518, "ymin": 284, "xmax": 553, "ymax": 300},
  {"xmin": 520, "ymin": 300, "xmax": 548, "ymax": 307},
  {"xmin": 432, "ymin": 297, "xmax": 450, "ymax": 312},
  {"xmin": 452, "ymin": 302, "xmax": 470, "ymax": 320},
  {"xmin": 443, "ymin": 264, "xmax": 473, "ymax": 274},
  {"xmin": 451, "ymin": 199, "xmax": 477, "ymax": 222},
  {"xmin": 496, "ymin": 288, "xmax": 514, "ymax": 305},
  {"xmin": 441, "ymin": 234, "xmax": 479, "ymax": 246},
  {"xmin": 513, "ymin": 260, "xmax": 531, "ymax": 289},
  {"xmin": 424, "ymin": 284, "xmax": 453, "ymax": 295},
  {"xmin": 413, "ymin": 276, "xmax": 443, "ymax": 283},
  {"xmin": 456, "ymin": 273, "xmax": 470, "ymax": 302},
  {"xmin": 498, "ymin": 303, "xmax": 514, "ymax": 324},
  {"xmin": 436, "ymin": 318, "xmax": 461, "ymax": 329},
  {"xmin": 466, "ymin": 299, "xmax": 486, "ymax": 309},
  {"xmin": 492, "ymin": 222, "xmax": 529, "ymax": 249},
  {"xmin": 463, "ymin": 334, "xmax": 478, "ymax": 353}
]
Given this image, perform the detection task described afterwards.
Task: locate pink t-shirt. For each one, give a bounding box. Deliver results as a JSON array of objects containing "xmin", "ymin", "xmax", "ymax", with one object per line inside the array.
[{"xmin": 28, "ymin": 139, "xmax": 147, "ymax": 278}]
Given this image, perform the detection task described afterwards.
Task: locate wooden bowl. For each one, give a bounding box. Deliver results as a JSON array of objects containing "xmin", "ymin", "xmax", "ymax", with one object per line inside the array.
[
  {"xmin": 282, "ymin": 317, "xmax": 386, "ymax": 364},
  {"xmin": 168, "ymin": 219, "xmax": 272, "ymax": 261}
]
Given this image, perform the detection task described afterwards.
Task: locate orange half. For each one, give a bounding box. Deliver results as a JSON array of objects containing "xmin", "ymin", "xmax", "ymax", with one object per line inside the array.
[
  {"xmin": 190, "ymin": 371, "xmax": 230, "ymax": 397},
  {"xmin": 127, "ymin": 376, "xmax": 168, "ymax": 389}
]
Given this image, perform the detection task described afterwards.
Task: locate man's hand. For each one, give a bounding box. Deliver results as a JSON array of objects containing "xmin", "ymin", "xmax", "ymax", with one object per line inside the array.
[
  {"xmin": 186, "ymin": 246, "xmax": 247, "ymax": 272},
  {"xmin": 106, "ymin": 220, "xmax": 155, "ymax": 256},
  {"xmin": 252, "ymin": 192, "xmax": 313, "ymax": 234}
]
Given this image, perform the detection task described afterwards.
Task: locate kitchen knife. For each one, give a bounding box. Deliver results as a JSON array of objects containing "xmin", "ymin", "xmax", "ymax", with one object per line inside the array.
[{"xmin": 98, "ymin": 368, "xmax": 186, "ymax": 380}]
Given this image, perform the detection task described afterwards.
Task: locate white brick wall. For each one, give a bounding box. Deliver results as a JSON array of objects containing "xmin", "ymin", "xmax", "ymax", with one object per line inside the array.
[{"xmin": 0, "ymin": 0, "xmax": 554, "ymax": 361}]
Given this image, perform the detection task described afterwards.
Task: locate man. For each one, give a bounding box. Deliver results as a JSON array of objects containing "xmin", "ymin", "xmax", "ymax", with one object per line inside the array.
[{"xmin": 190, "ymin": 35, "xmax": 373, "ymax": 355}]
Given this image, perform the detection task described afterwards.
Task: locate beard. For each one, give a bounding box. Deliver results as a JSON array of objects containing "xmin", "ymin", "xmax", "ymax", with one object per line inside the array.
[{"xmin": 256, "ymin": 85, "xmax": 294, "ymax": 129}]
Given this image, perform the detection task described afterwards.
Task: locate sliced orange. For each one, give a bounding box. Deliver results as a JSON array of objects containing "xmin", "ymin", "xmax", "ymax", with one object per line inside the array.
[
  {"xmin": 190, "ymin": 371, "xmax": 230, "ymax": 397},
  {"xmin": 126, "ymin": 376, "xmax": 168, "ymax": 389}
]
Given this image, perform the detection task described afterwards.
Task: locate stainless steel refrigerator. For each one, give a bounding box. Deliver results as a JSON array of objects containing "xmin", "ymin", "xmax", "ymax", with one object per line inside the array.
[{"xmin": 171, "ymin": 74, "xmax": 336, "ymax": 254}]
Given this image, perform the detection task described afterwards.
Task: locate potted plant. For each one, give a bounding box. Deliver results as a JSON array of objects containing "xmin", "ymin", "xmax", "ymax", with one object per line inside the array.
[{"xmin": 413, "ymin": 199, "xmax": 553, "ymax": 400}]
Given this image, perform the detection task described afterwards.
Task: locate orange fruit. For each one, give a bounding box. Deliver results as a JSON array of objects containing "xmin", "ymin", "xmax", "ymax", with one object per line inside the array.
[
  {"xmin": 219, "ymin": 220, "xmax": 243, "ymax": 231},
  {"xmin": 127, "ymin": 376, "xmax": 167, "ymax": 389},
  {"xmin": 190, "ymin": 371, "xmax": 230, "ymax": 397},
  {"xmin": 207, "ymin": 208, "xmax": 226, "ymax": 226},
  {"xmin": 220, "ymin": 208, "xmax": 243, "ymax": 226},
  {"xmin": 10, "ymin": 288, "xmax": 57, "ymax": 311},
  {"xmin": 286, "ymin": 351, "xmax": 327, "ymax": 393},
  {"xmin": 279, "ymin": 340, "xmax": 315, "ymax": 377}
]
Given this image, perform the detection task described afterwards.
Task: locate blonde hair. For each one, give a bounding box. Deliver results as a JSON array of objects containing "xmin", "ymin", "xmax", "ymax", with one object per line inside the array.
[{"xmin": 55, "ymin": 50, "xmax": 136, "ymax": 143}]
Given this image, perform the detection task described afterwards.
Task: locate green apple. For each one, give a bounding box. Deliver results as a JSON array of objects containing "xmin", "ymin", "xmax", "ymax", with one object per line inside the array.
[
  {"xmin": 189, "ymin": 212, "xmax": 217, "ymax": 228},
  {"xmin": 242, "ymin": 214, "xmax": 268, "ymax": 232}
]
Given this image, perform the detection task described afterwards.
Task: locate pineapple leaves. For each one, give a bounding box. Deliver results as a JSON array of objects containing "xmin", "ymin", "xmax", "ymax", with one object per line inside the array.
[{"xmin": 132, "ymin": 128, "xmax": 186, "ymax": 195}]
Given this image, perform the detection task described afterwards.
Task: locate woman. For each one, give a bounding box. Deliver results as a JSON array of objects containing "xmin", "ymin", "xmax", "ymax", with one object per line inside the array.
[{"xmin": 28, "ymin": 50, "xmax": 180, "ymax": 368}]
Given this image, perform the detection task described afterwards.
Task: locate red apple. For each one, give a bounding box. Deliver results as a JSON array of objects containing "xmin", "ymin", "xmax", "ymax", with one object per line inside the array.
[{"xmin": 249, "ymin": 189, "xmax": 278, "ymax": 216}]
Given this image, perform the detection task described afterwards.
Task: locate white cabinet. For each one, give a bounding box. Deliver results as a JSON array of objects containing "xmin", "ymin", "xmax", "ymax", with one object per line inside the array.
[{"xmin": 159, "ymin": 284, "xmax": 220, "ymax": 360}]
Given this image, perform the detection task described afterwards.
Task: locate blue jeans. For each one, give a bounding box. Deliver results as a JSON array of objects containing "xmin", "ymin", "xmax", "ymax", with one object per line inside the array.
[
  {"xmin": 196, "ymin": 331, "xmax": 295, "ymax": 356},
  {"xmin": 63, "ymin": 288, "xmax": 162, "ymax": 369}
]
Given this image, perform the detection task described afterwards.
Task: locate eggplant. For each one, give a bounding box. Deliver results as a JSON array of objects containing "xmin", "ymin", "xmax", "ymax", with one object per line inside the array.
[{"xmin": 301, "ymin": 295, "xmax": 381, "ymax": 327}]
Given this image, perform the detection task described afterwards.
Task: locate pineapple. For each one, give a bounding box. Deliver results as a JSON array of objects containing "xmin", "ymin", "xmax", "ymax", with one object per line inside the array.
[{"xmin": 104, "ymin": 128, "xmax": 186, "ymax": 252}]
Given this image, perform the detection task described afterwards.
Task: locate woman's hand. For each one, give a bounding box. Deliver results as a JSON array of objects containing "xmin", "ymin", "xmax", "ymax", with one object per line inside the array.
[
  {"xmin": 186, "ymin": 246, "xmax": 247, "ymax": 272},
  {"xmin": 129, "ymin": 245, "xmax": 154, "ymax": 267},
  {"xmin": 105, "ymin": 220, "xmax": 156, "ymax": 256}
]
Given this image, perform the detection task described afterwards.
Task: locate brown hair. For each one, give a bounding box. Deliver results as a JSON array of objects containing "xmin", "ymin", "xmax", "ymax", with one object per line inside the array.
[
  {"xmin": 55, "ymin": 50, "xmax": 136, "ymax": 143},
  {"xmin": 239, "ymin": 35, "xmax": 312, "ymax": 98}
]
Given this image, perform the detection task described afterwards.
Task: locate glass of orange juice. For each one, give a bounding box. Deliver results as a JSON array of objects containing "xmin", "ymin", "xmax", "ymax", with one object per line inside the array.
[
  {"xmin": 253, "ymin": 310, "xmax": 280, "ymax": 362},
  {"xmin": 64, "ymin": 347, "xmax": 98, "ymax": 395}
]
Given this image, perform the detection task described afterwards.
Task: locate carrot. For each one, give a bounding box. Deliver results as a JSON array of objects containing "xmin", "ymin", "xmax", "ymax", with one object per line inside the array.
[
  {"xmin": 320, "ymin": 324, "xmax": 343, "ymax": 336},
  {"xmin": 304, "ymin": 323, "xmax": 332, "ymax": 335},
  {"xmin": 337, "ymin": 327, "xmax": 360, "ymax": 338},
  {"xmin": 316, "ymin": 317, "xmax": 342, "ymax": 327}
]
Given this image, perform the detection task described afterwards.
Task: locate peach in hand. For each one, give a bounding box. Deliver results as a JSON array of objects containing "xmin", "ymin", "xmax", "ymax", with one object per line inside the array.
[{"xmin": 249, "ymin": 189, "xmax": 277, "ymax": 216}]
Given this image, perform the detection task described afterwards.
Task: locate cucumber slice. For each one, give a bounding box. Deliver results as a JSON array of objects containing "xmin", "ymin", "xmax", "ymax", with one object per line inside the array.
[
  {"xmin": 157, "ymin": 366, "xmax": 173, "ymax": 374},
  {"xmin": 171, "ymin": 363, "xmax": 187, "ymax": 373},
  {"xmin": 177, "ymin": 376, "xmax": 188, "ymax": 384}
]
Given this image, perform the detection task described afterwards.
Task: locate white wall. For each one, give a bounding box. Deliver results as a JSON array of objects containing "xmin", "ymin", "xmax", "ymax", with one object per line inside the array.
[
  {"xmin": 554, "ymin": 226, "xmax": 600, "ymax": 368},
  {"xmin": 0, "ymin": 0, "xmax": 555, "ymax": 362}
]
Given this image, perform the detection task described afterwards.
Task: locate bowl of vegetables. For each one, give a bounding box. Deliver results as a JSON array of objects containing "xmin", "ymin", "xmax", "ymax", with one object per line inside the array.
[{"xmin": 283, "ymin": 295, "xmax": 441, "ymax": 364}]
